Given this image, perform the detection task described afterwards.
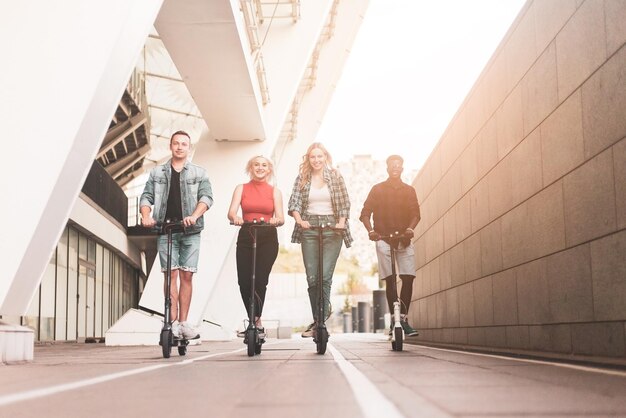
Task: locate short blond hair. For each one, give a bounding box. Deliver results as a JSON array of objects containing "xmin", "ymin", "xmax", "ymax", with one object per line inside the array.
[{"xmin": 245, "ymin": 155, "xmax": 275, "ymax": 183}]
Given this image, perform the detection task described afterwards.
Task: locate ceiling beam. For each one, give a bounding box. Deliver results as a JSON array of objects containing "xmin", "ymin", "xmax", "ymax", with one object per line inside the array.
[
  {"xmin": 106, "ymin": 143, "xmax": 151, "ymax": 179},
  {"xmin": 97, "ymin": 112, "xmax": 147, "ymax": 159}
]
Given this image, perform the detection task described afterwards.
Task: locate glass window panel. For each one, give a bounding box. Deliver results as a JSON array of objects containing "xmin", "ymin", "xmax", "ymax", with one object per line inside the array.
[
  {"xmin": 24, "ymin": 284, "xmax": 40, "ymax": 338},
  {"xmin": 88, "ymin": 238, "xmax": 96, "ymax": 264},
  {"xmin": 112, "ymin": 256, "xmax": 119, "ymax": 323},
  {"xmin": 123, "ymin": 264, "xmax": 131, "ymax": 313},
  {"xmin": 116, "ymin": 257, "xmax": 122, "ymax": 320},
  {"xmin": 67, "ymin": 228, "xmax": 78, "ymax": 340},
  {"xmin": 77, "ymin": 264, "xmax": 87, "ymax": 339},
  {"xmin": 102, "ymin": 249, "xmax": 110, "ymax": 331},
  {"xmin": 86, "ymin": 267, "xmax": 95, "ymax": 339},
  {"xmin": 39, "ymin": 251, "xmax": 57, "ymax": 341},
  {"xmin": 78, "ymin": 233, "xmax": 87, "ymax": 261},
  {"xmin": 55, "ymin": 227, "xmax": 68, "ymax": 340},
  {"xmin": 95, "ymin": 244, "xmax": 103, "ymax": 338}
]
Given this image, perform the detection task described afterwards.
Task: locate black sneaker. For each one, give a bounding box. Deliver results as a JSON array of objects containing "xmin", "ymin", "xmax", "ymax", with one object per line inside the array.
[{"xmin": 401, "ymin": 320, "xmax": 419, "ymax": 337}]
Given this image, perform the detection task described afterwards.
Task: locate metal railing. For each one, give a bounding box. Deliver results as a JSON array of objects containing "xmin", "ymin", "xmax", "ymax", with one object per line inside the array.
[{"xmin": 81, "ymin": 161, "xmax": 129, "ymax": 228}]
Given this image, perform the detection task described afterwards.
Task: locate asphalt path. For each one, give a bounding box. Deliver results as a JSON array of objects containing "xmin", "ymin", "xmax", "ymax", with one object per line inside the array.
[{"xmin": 1, "ymin": 333, "xmax": 626, "ymax": 417}]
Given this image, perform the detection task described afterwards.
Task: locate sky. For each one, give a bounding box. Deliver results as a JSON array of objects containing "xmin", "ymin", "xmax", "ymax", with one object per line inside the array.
[{"xmin": 317, "ymin": 0, "xmax": 526, "ymax": 172}]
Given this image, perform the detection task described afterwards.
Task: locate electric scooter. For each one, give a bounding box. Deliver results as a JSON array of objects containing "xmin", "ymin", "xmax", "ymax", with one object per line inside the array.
[
  {"xmin": 380, "ymin": 231, "xmax": 409, "ymax": 352},
  {"xmin": 309, "ymin": 223, "xmax": 345, "ymax": 355},
  {"xmin": 159, "ymin": 220, "xmax": 191, "ymax": 358},
  {"xmin": 232, "ymin": 218, "xmax": 281, "ymax": 357}
]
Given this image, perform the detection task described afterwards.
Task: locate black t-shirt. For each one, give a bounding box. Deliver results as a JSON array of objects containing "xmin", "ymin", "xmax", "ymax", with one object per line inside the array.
[
  {"xmin": 359, "ymin": 178, "xmax": 420, "ymax": 236},
  {"xmin": 165, "ymin": 166, "xmax": 183, "ymax": 222}
]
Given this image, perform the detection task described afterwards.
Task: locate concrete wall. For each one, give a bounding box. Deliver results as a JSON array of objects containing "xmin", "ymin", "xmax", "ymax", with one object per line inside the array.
[{"xmin": 410, "ymin": 0, "xmax": 626, "ymax": 362}]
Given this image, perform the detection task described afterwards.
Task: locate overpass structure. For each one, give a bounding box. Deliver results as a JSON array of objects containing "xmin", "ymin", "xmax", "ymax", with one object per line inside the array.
[{"xmin": 1, "ymin": 0, "xmax": 625, "ymax": 368}]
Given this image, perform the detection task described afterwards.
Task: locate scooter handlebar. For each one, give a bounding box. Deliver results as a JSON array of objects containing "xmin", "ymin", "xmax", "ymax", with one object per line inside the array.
[
  {"xmin": 372, "ymin": 231, "xmax": 411, "ymax": 241},
  {"xmin": 307, "ymin": 223, "xmax": 346, "ymax": 232},
  {"xmin": 229, "ymin": 218, "xmax": 283, "ymax": 227},
  {"xmin": 155, "ymin": 220, "xmax": 186, "ymax": 234}
]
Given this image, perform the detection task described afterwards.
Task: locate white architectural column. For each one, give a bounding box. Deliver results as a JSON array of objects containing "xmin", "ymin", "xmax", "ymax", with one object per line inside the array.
[
  {"xmin": 0, "ymin": 0, "xmax": 163, "ymax": 315},
  {"xmin": 110, "ymin": 0, "xmax": 369, "ymax": 344}
]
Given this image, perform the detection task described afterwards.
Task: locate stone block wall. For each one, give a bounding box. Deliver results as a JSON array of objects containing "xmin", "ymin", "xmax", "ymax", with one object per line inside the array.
[{"xmin": 410, "ymin": 0, "xmax": 626, "ymax": 362}]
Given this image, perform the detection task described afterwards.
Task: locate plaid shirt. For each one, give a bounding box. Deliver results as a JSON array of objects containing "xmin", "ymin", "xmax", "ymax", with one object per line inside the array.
[{"xmin": 288, "ymin": 167, "xmax": 353, "ymax": 247}]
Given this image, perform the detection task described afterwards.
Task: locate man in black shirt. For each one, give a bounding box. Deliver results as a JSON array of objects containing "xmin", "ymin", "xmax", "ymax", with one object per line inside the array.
[{"xmin": 360, "ymin": 155, "xmax": 420, "ymax": 337}]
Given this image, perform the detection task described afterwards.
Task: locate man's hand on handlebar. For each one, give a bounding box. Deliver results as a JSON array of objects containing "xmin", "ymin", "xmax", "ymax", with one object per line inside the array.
[
  {"xmin": 368, "ymin": 230, "xmax": 381, "ymax": 241},
  {"xmin": 404, "ymin": 228, "xmax": 414, "ymax": 239},
  {"xmin": 142, "ymin": 216, "xmax": 157, "ymax": 228},
  {"xmin": 182, "ymin": 215, "xmax": 198, "ymax": 227}
]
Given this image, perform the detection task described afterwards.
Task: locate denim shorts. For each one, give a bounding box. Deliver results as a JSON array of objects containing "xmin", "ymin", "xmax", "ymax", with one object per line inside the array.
[
  {"xmin": 158, "ymin": 232, "xmax": 201, "ymax": 273},
  {"xmin": 376, "ymin": 240, "xmax": 416, "ymax": 279}
]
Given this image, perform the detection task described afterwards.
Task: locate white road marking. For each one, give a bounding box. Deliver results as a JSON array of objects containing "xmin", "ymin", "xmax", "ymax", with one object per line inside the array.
[
  {"xmin": 328, "ymin": 343, "xmax": 405, "ymax": 418},
  {"xmin": 421, "ymin": 345, "xmax": 626, "ymax": 377},
  {"xmin": 0, "ymin": 346, "xmax": 249, "ymax": 407}
]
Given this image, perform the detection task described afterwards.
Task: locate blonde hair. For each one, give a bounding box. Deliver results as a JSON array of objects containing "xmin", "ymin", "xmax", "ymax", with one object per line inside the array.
[
  {"xmin": 298, "ymin": 142, "xmax": 333, "ymax": 189},
  {"xmin": 245, "ymin": 155, "xmax": 275, "ymax": 183}
]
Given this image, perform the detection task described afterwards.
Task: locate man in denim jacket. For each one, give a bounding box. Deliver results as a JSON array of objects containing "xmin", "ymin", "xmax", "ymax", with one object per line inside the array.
[{"xmin": 140, "ymin": 130, "xmax": 213, "ymax": 340}]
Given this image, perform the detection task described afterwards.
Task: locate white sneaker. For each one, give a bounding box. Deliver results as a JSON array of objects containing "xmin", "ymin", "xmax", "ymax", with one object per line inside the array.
[
  {"xmin": 180, "ymin": 321, "xmax": 200, "ymax": 340},
  {"xmin": 301, "ymin": 322, "xmax": 316, "ymax": 338},
  {"xmin": 171, "ymin": 321, "xmax": 181, "ymax": 339}
]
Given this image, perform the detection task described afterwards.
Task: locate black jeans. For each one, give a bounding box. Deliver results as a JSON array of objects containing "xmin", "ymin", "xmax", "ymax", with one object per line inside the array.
[
  {"xmin": 383, "ymin": 274, "xmax": 415, "ymax": 315},
  {"xmin": 236, "ymin": 226, "xmax": 279, "ymax": 318}
]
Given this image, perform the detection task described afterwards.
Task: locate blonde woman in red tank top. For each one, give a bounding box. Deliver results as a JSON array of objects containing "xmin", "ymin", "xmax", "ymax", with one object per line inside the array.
[{"xmin": 228, "ymin": 156, "xmax": 284, "ymax": 338}]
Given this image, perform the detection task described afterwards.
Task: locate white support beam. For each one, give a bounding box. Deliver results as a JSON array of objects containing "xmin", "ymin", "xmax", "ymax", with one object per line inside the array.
[{"xmin": 0, "ymin": 0, "xmax": 163, "ymax": 315}]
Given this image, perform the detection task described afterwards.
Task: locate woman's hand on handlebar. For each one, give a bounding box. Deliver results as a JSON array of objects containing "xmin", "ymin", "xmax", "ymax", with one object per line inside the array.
[
  {"xmin": 298, "ymin": 220, "xmax": 311, "ymax": 229},
  {"xmin": 269, "ymin": 217, "xmax": 283, "ymax": 226},
  {"xmin": 231, "ymin": 216, "xmax": 244, "ymax": 226}
]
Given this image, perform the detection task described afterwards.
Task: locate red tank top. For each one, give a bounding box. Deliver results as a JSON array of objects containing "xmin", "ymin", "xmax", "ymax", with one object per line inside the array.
[{"xmin": 241, "ymin": 180, "xmax": 274, "ymax": 222}]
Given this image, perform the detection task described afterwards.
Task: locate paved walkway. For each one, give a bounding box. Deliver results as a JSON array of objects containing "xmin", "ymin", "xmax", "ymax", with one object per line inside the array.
[{"xmin": 1, "ymin": 333, "xmax": 626, "ymax": 417}]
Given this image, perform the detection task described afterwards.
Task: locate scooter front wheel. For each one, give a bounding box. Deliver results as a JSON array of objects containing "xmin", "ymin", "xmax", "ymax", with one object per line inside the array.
[
  {"xmin": 315, "ymin": 327, "xmax": 328, "ymax": 355},
  {"xmin": 394, "ymin": 327, "xmax": 403, "ymax": 352},
  {"xmin": 161, "ymin": 329, "xmax": 172, "ymax": 358},
  {"xmin": 246, "ymin": 329, "xmax": 256, "ymax": 357}
]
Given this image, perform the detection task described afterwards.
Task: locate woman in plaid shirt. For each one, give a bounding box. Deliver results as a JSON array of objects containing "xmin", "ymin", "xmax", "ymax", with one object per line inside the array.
[{"xmin": 288, "ymin": 142, "xmax": 353, "ymax": 338}]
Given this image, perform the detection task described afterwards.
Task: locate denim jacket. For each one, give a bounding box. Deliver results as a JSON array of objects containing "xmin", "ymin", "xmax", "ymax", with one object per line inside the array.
[{"xmin": 140, "ymin": 159, "xmax": 213, "ymax": 234}]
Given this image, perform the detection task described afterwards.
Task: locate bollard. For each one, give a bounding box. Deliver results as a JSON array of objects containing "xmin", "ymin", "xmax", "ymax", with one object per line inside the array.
[
  {"xmin": 372, "ymin": 289, "xmax": 387, "ymax": 332},
  {"xmin": 357, "ymin": 301, "xmax": 371, "ymax": 333},
  {"xmin": 351, "ymin": 306, "xmax": 358, "ymax": 333},
  {"xmin": 342, "ymin": 312, "xmax": 352, "ymax": 333}
]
